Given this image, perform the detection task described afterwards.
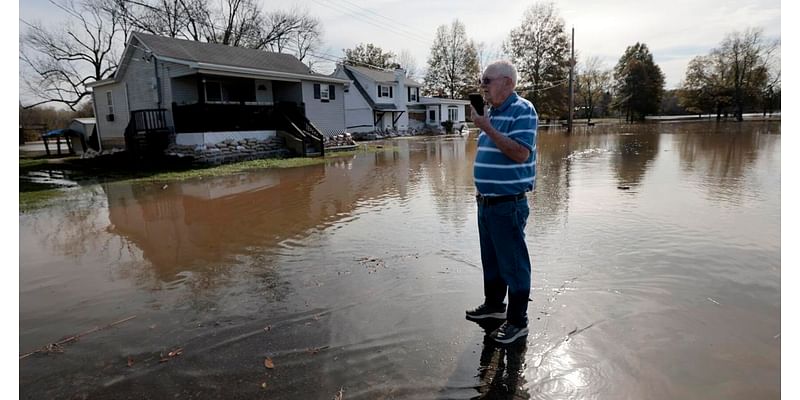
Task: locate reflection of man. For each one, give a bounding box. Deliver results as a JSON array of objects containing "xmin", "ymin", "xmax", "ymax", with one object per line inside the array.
[
  {"xmin": 465, "ymin": 60, "xmax": 537, "ymax": 344},
  {"xmin": 475, "ymin": 320, "xmax": 528, "ymax": 396}
]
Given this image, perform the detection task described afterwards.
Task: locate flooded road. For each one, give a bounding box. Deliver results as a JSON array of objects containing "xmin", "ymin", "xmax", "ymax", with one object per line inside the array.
[{"xmin": 20, "ymin": 121, "xmax": 780, "ymax": 399}]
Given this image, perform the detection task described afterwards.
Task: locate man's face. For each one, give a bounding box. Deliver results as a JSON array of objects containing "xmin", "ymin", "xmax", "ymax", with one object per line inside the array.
[{"xmin": 480, "ymin": 68, "xmax": 511, "ymax": 107}]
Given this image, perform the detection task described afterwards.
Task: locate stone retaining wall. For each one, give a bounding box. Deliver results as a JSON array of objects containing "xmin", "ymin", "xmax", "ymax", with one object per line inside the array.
[{"xmin": 165, "ymin": 136, "xmax": 290, "ymax": 165}]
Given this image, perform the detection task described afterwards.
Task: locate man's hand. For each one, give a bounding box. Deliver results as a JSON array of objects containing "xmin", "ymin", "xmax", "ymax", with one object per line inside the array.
[
  {"xmin": 470, "ymin": 105, "xmax": 492, "ymax": 132},
  {"xmin": 470, "ymin": 105, "xmax": 530, "ymax": 164}
]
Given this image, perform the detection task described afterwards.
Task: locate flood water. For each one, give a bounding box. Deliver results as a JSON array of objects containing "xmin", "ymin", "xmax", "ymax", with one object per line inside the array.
[{"xmin": 20, "ymin": 121, "xmax": 780, "ymax": 399}]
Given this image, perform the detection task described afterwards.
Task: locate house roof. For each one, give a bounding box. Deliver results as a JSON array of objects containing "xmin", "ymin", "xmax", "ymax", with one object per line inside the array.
[
  {"xmin": 90, "ymin": 32, "xmax": 348, "ymax": 87},
  {"xmin": 134, "ymin": 32, "xmax": 312, "ymax": 75},
  {"xmin": 345, "ymin": 65, "xmax": 422, "ymax": 87},
  {"xmin": 420, "ymin": 97, "xmax": 471, "ymax": 105}
]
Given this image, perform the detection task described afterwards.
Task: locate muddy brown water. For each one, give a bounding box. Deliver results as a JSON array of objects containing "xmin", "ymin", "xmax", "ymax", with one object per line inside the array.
[{"xmin": 20, "ymin": 121, "xmax": 780, "ymax": 399}]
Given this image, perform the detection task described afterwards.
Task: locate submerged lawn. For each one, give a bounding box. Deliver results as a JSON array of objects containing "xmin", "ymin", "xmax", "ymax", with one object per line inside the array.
[{"xmin": 19, "ymin": 144, "xmax": 391, "ymax": 212}]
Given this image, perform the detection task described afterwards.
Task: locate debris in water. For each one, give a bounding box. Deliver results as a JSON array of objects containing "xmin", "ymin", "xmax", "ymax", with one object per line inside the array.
[
  {"xmin": 159, "ymin": 347, "xmax": 183, "ymax": 363},
  {"xmin": 306, "ymin": 346, "xmax": 330, "ymax": 355},
  {"xmin": 161, "ymin": 184, "xmax": 168, "ymax": 190},
  {"xmin": 707, "ymin": 297, "xmax": 721, "ymax": 305},
  {"xmin": 20, "ymin": 315, "xmax": 137, "ymax": 360},
  {"xmin": 334, "ymin": 387, "xmax": 344, "ymax": 400},
  {"xmin": 617, "ymin": 185, "xmax": 631, "ymax": 190},
  {"xmin": 264, "ymin": 357, "xmax": 274, "ymax": 369}
]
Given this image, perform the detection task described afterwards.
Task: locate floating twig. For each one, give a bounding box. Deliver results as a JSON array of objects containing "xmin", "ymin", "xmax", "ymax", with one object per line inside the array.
[{"xmin": 20, "ymin": 315, "xmax": 137, "ymax": 360}]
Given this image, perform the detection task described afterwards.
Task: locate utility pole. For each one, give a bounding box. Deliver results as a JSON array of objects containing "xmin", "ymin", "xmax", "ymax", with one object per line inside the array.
[{"xmin": 567, "ymin": 26, "xmax": 575, "ymax": 134}]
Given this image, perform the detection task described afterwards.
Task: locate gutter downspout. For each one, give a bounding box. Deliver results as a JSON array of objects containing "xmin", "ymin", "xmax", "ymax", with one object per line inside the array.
[{"xmin": 153, "ymin": 57, "xmax": 162, "ymax": 108}]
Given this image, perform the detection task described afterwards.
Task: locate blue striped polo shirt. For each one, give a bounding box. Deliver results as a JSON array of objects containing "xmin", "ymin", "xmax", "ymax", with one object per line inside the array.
[{"xmin": 473, "ymin": 92, "xmax": 538, "ymax": 196}]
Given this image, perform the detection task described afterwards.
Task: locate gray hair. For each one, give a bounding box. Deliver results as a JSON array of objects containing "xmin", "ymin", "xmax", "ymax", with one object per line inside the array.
[{"xmin": 485, "ymin": 60, "xmax": 518, "ymax": 87}]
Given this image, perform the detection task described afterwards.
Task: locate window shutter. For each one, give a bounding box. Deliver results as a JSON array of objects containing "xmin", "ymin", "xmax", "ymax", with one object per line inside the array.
[
  {"xmin": 416, "ymin": 88, "xmax": 419, "ymax": 100},
  {"xmin": 377, "ymin": 85, "xmax": 382, "ymax": 97},
  {"xmin": 389, "ymin": 86, "xmax": 393, "ymax": 98},
  {"xmin": 408, "ymin": 87, "xmax": 411, "ymax": 101},
  {"xmin": 329, "ymin": 85, "xmax": 335, "ymax": 100},
  {"xmin": 314, "ymin": 84, "xmax": 320, "ymax": 99}
]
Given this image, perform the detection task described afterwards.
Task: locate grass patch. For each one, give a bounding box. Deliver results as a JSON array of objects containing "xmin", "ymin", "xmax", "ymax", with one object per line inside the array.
[
  {"xmin": 19, "ymin": 143, "xmax": 397, "ymax": 187},
  {"xmin": 19, "ymin": 182, "xmax": 65, "ymax": 213}
]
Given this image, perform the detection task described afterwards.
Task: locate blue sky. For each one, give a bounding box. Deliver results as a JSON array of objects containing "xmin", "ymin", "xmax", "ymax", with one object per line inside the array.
[{"xmin": 18, "ymin": 0, "xmax": 782, "ymax": 90}]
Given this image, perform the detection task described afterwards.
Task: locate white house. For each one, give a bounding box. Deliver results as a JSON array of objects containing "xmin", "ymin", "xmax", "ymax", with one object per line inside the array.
[
  {"xmin": 86, "ymin": 32, "xmax": 349, "ymax": 155},
  {"xmin": 417, "ymin": 97, "xmax": 470, "ymax": 133},
  {"xmin": 332, "ymin": 64, "xmax": 470, "ymax": 134}
]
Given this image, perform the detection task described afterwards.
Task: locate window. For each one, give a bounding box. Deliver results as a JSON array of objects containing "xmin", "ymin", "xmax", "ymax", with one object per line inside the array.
[
  {"xmin": 106, "ymin": 91, "xmax": 114, "ymax": 115},
  {"xmin": 448, "ymin": 106, "xmax": 458, "ymax": 122},
  {"xmin": 429, "ymin": 110, "xmax": 436, "ymax": 122},
  {"xmin": 314, "ymin": 84, "xmax": 336, "ymax": 102},
  {"xmin": 205, "ymin": 81, "xmax": 222, "ymax": 102},
  {"xmin": 379, "ymin": 85, "xmax": 391, "ymax": 98},
  {"xmin": 408, "ymin": 87, "xmax": 418, "ymax": 102}
]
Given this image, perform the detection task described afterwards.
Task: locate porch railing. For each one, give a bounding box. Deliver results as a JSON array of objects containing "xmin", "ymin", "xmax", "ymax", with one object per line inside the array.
[{"xmin": 125, "ymin": 109, "xmax": 170, "ymax": 155}]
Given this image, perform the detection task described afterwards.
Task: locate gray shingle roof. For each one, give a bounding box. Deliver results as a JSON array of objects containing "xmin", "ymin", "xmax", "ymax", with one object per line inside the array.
[
  {"xmin": 133, "ymin": 32, "xmax": 312, "ymax": 75},
  {"xmin": 345, "ymin": 65, "xmax": 422, "ymax": 86}
]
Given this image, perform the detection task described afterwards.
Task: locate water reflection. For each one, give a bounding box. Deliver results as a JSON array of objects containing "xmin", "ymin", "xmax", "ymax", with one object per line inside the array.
[
  {"xmin": 473, "ymin": 320, "xmax": 529, "ymax": 399},
  {"xmin": 19, "ymin": 122, "xmax": 780, "ymax": 399},
  {"xmin": 674, "ymin": 121, "xmax": 780, "ymax": 206}
]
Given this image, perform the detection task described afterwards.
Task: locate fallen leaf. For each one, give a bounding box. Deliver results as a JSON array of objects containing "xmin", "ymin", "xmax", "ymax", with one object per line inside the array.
[
  {"xmin": 127, "ymin": 356, "xmax": 134, "ymax": 367},
  {"xmin": 264, "ymin": 326, "xmax": 271, "ymax": 332},
  {"xmin": 167, "ymin": 347, "xmax": 183, "ymax": 357},
  {"xmin": 264, "ymin": 357, "xmax": 274, "ymax": 369}
]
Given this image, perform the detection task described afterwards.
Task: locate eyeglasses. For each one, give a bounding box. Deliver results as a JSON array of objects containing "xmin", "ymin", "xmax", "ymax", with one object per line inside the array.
[{"xmin": 480, "ymin": 76, "xmax": 504, "ymax": 86}]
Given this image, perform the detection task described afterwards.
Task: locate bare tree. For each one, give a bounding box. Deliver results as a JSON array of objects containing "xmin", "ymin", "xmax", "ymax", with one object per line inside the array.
[
  {"xmin": 292, "ymin": 14, "xmax": 322, "ymax": 64},
  {"xmin": 504, "ymin": 1, "xmax": 570, "ymax": 119},
  {"xmin": 396, "ymin": 49, "xmax": 419, "ymax": 80},
  {"xmin": 110, "ymin": 0, "xmax": 210, "ymax": 41},
  {"xmin": 575, "ymin": 56, "xmax": 610, "ymax": 124},
  {"xmin": 719, "ymin": 27, "xmax": 780, "ymax": 121},
  {"xmin": 20, "ymin": 0, "xmax": 123, "ymax": 110},
  {"xmin": 201, "ymin": 0, "xmax": 264, "ymax": 47}
]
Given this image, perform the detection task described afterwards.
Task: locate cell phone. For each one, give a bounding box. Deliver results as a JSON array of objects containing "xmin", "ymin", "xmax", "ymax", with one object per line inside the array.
[{"xmin": 469, "ymin": 94, "xmax": 485, "ymax": 116}]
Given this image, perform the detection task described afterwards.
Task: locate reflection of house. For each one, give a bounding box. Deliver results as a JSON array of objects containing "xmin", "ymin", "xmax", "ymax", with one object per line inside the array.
[
  {"xmin": 102, "ymin": 151, "xmax": 425, "ymax": 278},
  {"xmin": 86, "ymin": 32, "xmax": 348, "ymax": 155},
  {"xmin": 332, "ymin": 64, "xmax": 469, "ymax": 133}
]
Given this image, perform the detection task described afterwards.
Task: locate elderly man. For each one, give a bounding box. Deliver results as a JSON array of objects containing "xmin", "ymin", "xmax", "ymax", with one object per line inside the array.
[{"xmin": 465, "ymin": 60, "xmax": 537, "ymax": 344}]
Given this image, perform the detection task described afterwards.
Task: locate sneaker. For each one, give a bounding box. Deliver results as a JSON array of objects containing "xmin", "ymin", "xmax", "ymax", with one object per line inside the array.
[
  {"xmin": 491, "ymin": 321, "xmax": 528, "ymax": 344},
  {"xmin": 465, "ymin": 303, "xmax": 506, "ymax": 321}
]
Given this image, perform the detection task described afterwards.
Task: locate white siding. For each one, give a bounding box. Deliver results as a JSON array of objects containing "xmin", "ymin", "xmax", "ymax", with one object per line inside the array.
[
  {"xmin": 343, "ymin": 82, "xmax": 374, "ymax": 133},
  {"xmin": 124, "ymin": 43, "xmax": 160, "ymax": 112},
  {"xmin": 91, "ymin": 82, "xmax": 129, "ymax": 148},
  {"xmin": 301, "ymin": 81, "xmax": 345, "ymax": 137}
]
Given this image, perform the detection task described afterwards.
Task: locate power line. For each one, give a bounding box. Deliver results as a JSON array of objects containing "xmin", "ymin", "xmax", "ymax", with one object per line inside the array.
[
  {"xmin": 311, "ymin": 0, "xmax": 431, "ymax": 48},
  {"xmin": 323, "ymin": 0, "xmax": 431, "ymax": 44}
]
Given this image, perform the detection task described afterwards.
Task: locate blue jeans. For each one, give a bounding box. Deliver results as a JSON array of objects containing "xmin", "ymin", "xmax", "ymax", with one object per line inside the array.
[{"xmin": 477, "ymin": 197, "xmax": 531, "ymax": 326}]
